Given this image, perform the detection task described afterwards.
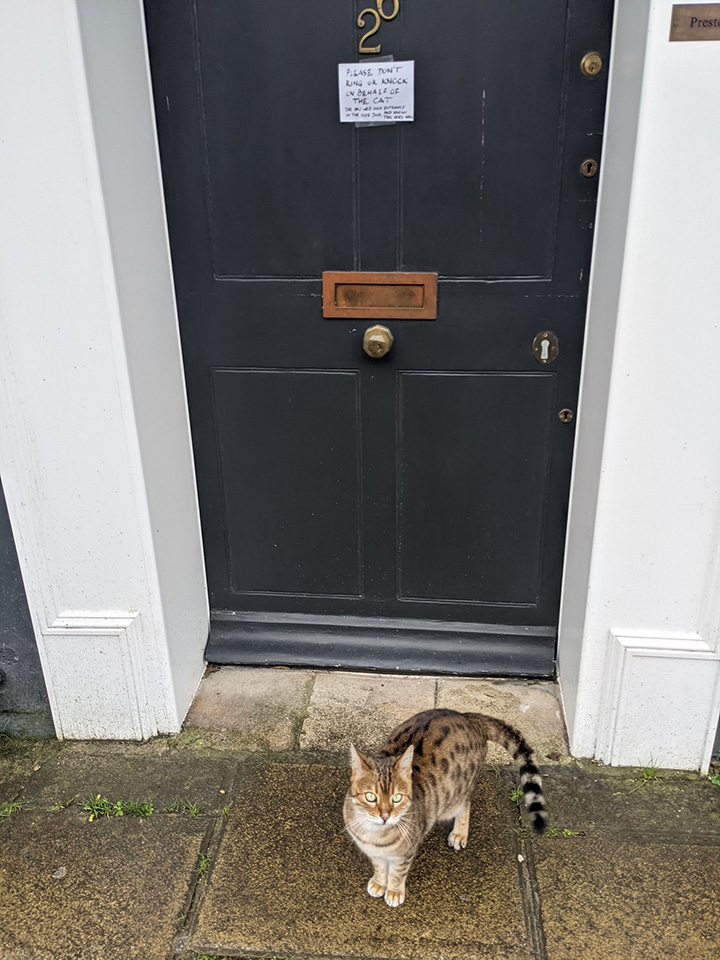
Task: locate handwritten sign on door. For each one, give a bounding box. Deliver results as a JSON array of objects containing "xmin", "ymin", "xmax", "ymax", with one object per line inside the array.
[{"xmin": 338, "ymin": 61, "xmax": 415, "ymax": 123}]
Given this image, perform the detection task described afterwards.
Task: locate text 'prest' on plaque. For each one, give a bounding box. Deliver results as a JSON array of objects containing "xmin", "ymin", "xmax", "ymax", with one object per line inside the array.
[
  {"xmin": 338, "ymin": 61, "xmax": 415, "ymax": 124},
  {"xmin": 670, "ymin": 3, "xmax": 720, "ymax": 39}
]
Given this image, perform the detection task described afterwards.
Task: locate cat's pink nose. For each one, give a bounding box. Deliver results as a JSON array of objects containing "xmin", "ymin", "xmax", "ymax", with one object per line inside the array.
[{"xmin": 380, "ymin": 813, "xmax": 389, "ymax": 823}]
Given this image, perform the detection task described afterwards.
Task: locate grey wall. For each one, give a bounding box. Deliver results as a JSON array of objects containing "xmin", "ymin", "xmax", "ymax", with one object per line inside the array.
[{"xmin": 0, "ymin": 477, "xmax": 54, "ymax": 737}]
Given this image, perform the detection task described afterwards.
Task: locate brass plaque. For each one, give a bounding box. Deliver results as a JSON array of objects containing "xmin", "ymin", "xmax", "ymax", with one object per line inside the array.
[
  {"xmin": 670, "ymin": 4, "xmax": 720, "ymax": 40},
  {"xmin": 322, "ymin": 272, "xmax": 437, "ymax": 319}
]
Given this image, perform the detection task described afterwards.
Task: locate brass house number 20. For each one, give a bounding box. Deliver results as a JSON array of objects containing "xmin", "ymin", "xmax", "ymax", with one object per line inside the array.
[{"xmin": 358, "ymin": 0, "xmax": 400, "ymax": 54}]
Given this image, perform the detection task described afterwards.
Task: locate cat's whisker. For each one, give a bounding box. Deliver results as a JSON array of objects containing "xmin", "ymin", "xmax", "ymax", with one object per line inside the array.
[
  {"xmin": 343, "ymin": 818, "xmax": 370, "ymax": 836},
  {"xmin": 398, "ymin": 812, "xmax": 419, "ymax": 823},
  {"xmin": 399, "ymin": 819, "xmax": 416, "ymax": 843},
  {"xmin": 344, "ymin": 815, "xmax": 368, "ymax": 827}
]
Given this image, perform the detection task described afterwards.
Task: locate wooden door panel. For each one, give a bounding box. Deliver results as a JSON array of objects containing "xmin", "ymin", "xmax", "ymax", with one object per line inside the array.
[
  {"xmin": 198, "ymin": 0, "xmax": 354, "ymax": 278},
  {"xmin": 397, "ymin": 372, "xmax": 554, "ymax": 604},
  {"xmin": 401, "ymin": 0, "xmax": 568, "ymax": 278},
  {"xmin": 213, "ymin": 369, "xmax": 363, "ymax": 597}
]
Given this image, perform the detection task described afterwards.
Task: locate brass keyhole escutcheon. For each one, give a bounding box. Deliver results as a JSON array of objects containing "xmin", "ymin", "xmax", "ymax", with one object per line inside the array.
[
  {"xmin": 580, "ymin": 52, "xmax": 603, "ymax": 77},
  {"xmin": 558, "ymin": 408, "xmax": 575, "ymax": 424},
  {"xmin": 581, "ymin": 158, "xmax": 599, "ymax": 178},
  {"xmin": 532, "ymin": 330, "xmax": 559, "ymax": 364},
  {"xmin": 363, "ymin": 324, "xmax": 394, "ymax": 358}
]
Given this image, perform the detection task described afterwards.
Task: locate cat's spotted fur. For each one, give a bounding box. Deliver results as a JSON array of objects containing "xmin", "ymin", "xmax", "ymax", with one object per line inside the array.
[{"xmin": 343, "ymin": 708, "xmax": 547, "ymax": 907}]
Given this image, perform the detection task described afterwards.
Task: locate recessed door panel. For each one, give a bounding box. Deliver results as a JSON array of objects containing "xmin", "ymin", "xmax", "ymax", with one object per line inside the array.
[
  {"xmin": 213, "ymin": 369, "xmax": 363, "ymax": 597},
  {"xmin": 400, "ymin": 0, "xmax": 568, "ymax": 278},
  {"xmin": 397, "ymin": 372, "xmax": 554, "ymax": 604},
  {"xmin": 197, "ymin": 0, "xmax": 355, "ymax": 278}
]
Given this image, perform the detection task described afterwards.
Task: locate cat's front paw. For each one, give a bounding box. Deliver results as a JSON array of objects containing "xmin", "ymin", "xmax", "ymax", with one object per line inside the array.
[
  {"xmin": 384, "ymin": 888, "xmax": 405, "ymax": 907},
  {"xmin": 447, "ymin": 830, "xmax": 468, "ymax": 851},
  {"xmin": 367, "ymin": 877, "xmax": 386, "ymax": 898}
]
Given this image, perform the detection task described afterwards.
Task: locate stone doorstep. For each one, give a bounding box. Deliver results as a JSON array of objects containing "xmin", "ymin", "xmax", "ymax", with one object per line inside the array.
[{"xmin": 183, "ymin": 666, "xmax": 570, "ymax": 764}]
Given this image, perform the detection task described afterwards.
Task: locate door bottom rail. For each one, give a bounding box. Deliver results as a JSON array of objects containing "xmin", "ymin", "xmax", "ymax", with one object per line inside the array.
[{"xmin": 206, "ymin": 611, "xmax": 556, "ymax": 677}]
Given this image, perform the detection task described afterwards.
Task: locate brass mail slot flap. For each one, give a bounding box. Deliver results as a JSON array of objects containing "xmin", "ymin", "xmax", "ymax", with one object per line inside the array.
[{"xmin": 322, "ymin": 271, "xmax": 438, "ymax": 319}]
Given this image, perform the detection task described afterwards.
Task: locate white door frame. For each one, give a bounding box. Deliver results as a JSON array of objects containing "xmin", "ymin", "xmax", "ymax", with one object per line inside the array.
[
  {"xmin": 1, "ymin": 0, "xmax": 719, "ymax": 765},
  {"xmin": 558, "ymin": 0, "xmax": 720, "ymax": 771},
  {"xmin": 0, "ymin": 0, "xmax": 208, "ymax": 738}
]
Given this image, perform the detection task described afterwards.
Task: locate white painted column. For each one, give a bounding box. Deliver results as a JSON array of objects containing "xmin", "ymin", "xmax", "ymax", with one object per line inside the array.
[
  {"xmin": 559, "ymin": 0, "xmax": 720, "ymax": 771},
  {"xmin": 0, "ymin": 0, "xmax": 208, "ymax": 738}
]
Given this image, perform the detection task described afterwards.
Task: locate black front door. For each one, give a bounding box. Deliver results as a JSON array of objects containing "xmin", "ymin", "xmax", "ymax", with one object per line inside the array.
[{"xmin": 145, "ymin": 0, "xmax": 611, "ymax": 675}]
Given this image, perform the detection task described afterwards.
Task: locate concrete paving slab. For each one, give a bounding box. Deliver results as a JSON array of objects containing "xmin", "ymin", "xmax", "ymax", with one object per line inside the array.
[
  {"xmin": 534, "ymin": 836, "xmax": 720, "ymax": 960},
  {"xmin": 0, "ymin": 812, "xmax": 207, "ymax": 960},
  {"xmin": 0, "ymin": 738, "xmax": 60, "ymax": 802},
  {"xmin": 191, "ymin": 762, "xmax": 531, "ymax": 960},
  {"xmin": 300, "ymin": 672, "xmax": 436, "ymax": 752},
  {"xmin": 537, "ymin": 765, "xmax": 720, "ymax": 839},
  {"xmin": 184, "ymin": 666, "xmax": 314, "ymax": 750},
  {"xmin": 16, "ymin": 748, "xmax": 235, "ymax": 813},
  {"xmin": 435, "ymin": 678, "xmax": 568, "ymax": 765}
]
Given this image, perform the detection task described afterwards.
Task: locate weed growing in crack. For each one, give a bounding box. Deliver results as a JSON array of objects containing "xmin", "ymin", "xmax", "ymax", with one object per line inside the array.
[
  {"xmin": 82, "ymin": 795, "xmax": 154, "ymax": 822},
  {"xmin": 541, "ymin": 824, "xmax": 583, "ymax": 839},
  {"xmin": 0, "ymin": 800, "xmax": 22, "ymax": 820},
  {"xmin": 170, "ymin": 799, "xmax": 201, "ymax": 817},
  {"xmin": 630, "ymin": 762, "xmax": 661, "ymax": 793}
]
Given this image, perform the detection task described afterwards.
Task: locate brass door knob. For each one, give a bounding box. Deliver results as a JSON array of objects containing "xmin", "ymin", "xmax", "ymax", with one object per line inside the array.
[{"xmin": 362, "ymin": 324, "xmax": 394, "ymax": 358}]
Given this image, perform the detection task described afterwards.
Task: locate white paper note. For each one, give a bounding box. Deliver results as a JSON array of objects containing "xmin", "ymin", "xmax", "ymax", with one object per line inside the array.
[{"xmin": 338, "ymin": 61, "xmax": 415, "ymax": 124}]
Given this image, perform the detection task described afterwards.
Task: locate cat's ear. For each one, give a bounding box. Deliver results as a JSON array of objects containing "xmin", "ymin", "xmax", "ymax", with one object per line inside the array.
[
  {"xmin": 394, "ymin": 744, "xmax": 414, "ymax": 778},
  {"xmin": 349, "ymin": 743, "xmax": 370, "ymax": 778}
]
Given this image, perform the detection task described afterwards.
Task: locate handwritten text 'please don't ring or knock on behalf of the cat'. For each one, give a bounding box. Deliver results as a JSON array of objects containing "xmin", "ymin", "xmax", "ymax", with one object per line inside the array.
[{"xmin": 338, "ymin": 61, "xmax": 414, "ymax": 123}]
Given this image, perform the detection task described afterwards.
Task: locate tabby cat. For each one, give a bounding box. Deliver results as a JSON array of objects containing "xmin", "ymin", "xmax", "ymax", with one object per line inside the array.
[{"xmin": 343, "ymin": 708, "xmax": 547, "ymax": 907}]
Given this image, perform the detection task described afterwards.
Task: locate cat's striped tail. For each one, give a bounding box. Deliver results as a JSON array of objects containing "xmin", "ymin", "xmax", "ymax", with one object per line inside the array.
[{"xmin": 470, "ymin": 714, "xmax": 548, "ymax": 834}]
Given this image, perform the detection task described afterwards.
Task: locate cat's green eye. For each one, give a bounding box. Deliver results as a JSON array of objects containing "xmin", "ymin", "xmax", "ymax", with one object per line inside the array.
[
  {"xmin": 364, "ymin": 792, "xmax": 377, "ymax": 803},
  {"xmin": 391, "ymin": 793, "xmax": 403, "ymax": 803}
]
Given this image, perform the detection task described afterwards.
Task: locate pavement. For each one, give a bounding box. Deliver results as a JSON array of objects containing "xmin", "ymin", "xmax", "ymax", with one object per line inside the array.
[{"xmin": 1, "ymin": 666, "xmax": 719, "ymax": 960}]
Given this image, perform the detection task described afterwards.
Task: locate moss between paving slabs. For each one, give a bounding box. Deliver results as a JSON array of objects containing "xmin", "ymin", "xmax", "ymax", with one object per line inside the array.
[{"xmin": 3, "ymin": 742, "xmax": 235, "ymax": 815}]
